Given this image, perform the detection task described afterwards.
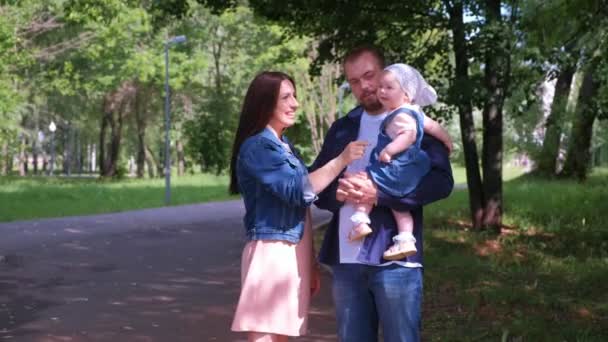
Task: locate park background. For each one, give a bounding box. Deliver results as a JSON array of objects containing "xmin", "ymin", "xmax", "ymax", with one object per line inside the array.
[{"xmin": 1, "ymin": 0, "xmax": 607, "ymax": 340}]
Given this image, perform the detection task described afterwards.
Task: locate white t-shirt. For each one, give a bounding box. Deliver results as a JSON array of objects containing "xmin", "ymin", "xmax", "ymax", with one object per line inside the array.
[
  {"xmin": 338, "ymin": 111, "xmax": 386, "ymax": 263},
  {"xmin": 338, "ymin": 110, "xmax": 422, "ymax": 268}
]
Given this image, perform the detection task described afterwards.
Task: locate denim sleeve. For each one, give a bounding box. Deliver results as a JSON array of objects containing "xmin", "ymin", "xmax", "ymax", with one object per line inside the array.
[
  {"xmin": 241, "ymin": 140, "xmax": 317, "ymax": 207},
  {"xmin": 377, "ymin": 135, "xmax": 454, "ymax": 211}
]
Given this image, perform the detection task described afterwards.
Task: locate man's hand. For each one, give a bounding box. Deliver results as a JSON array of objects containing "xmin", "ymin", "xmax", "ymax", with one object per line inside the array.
[
  {"xmin": 337, "ymin": 172, "xmax": 378, "ymax": 205},
  {"xmin": 336, "ymin": 172, "xmax": 355, "ymax": 202}
]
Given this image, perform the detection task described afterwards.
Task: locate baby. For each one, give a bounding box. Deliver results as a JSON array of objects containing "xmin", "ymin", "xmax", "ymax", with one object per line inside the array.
[{"xmin": 345, "ymin": 63, "xmax": 453, "ymax": 260}]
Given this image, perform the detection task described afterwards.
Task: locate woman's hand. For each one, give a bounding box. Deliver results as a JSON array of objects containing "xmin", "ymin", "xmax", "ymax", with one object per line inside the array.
[{"xmin": 338, "ymin": 140, "xmax": 368, "ymax": 166}]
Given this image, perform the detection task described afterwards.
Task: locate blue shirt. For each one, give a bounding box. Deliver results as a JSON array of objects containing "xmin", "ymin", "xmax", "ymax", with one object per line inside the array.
[
  {"xmin": 309, "ymin": 107, "xmax": 454, "ymax": 265},
  {"xmin": 237, "ymin": 127, "xmax": 317, "ymax": 243}
]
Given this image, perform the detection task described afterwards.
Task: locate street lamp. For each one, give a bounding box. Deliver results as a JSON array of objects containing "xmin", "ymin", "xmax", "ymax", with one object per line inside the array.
[
  {"xmin": 48, "ymin": 121, "xmax": 56, "ymax": 176},
  {"xmin": 163, "ymin": 35, "xmax": 187, "ymax": 205}
]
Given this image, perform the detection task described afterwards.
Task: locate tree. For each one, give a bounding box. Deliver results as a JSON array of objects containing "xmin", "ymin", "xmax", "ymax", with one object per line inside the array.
[
  {"xmin": 561, "ymin": 58, "xmax": 605, "ymax": 179},
  {"xmin": 197, "ymin": 0, "xmax": 523, "ymax": 230}
]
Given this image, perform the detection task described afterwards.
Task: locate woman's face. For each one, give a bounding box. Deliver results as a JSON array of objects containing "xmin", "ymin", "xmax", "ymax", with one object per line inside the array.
[
  {"xmin": 377, "ymin": 71, "xmax": 409, "ymax": 111},
  {"xmin": 268, "ymin": 79, "xmax": 299, "ymax": 132}
]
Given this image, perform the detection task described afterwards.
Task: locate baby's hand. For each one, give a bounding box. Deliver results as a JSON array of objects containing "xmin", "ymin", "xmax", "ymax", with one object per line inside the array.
[
  {"xmin": 445, "ymin": 140, "xmax": 454, "ymax": 156},
  {"xmin": 379, "ymin": 149, "xmax": 392, "ymax": 163}
]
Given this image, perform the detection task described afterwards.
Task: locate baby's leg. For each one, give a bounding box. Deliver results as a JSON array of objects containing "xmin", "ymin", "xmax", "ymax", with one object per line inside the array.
[
  {"xmin": 383, "ymin": 210, "xmax": 417, "ymax": 260},
  {"xmin": 349, "ymin": 203, "xmax": 373, "ymax": 241},
  {"xmin": 392, "ymin": 209, "xmax": 413, "ymax": 235}
]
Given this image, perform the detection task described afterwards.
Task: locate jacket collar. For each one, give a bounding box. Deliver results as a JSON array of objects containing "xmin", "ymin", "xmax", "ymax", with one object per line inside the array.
[
  {"xmin": 346, "ymin": 105, "xmax": 364, "ymax": 121},
  {"xmin": 260, "ymin": 126, "xmax": 291, "ymax": 147}
]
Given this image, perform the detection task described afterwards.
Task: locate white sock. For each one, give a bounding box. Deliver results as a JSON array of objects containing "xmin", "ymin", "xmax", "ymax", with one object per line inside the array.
[{"xmin": 350, "ymin": 212, "xmax": 371, "ymax": 225}]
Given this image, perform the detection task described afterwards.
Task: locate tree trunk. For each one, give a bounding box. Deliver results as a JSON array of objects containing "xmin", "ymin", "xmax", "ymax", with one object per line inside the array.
[
  {"xmin": 86, "ymin": 143, "xmax": 91, "ymax": 173},
  {"xmin": 145, "ymin": 146, "xmax": 157, "ymax": 178},
  {"xmin": 19, "ymin": 136, "xmax": 26, "ymax": 176},
  {"xmin": 107, "ymin": 110, "xmax": 123, "ymax": 177},
  {"xmin": 73, "ymin": 130, "xmax": 80, "ymax": 174},
  {"xmin": 537, "ymin": 66, "xmax": 575, "ymax": 176},
  {"xmin": 560, "ymin": 66, "xmax": 600, "ymax": 180},
  {"xmin": 135, "ymin": 83, "xmax": 147, "ymax": 178},
  {"xmin": 100, "ymin": 82, "xmax": 135, "ymax": 177},
  {"xmin": 7, "ymin": 144, "xmax": 13, "ymax": 173},
  {"xmin": 177, "ymin": 139, "xmax": 185, "ymax": 176},
  {"xmin": 447, "ymin": 0, "xmax": 484, "ymax": 229},
  {"xmin": 481, "ymin": 0, "xmax": 507, "ymax": 231},
  {"xmin": 32, "ymin": 138, "xmax": 38, "ymax": 174},
  {"xmin": 77, "ymin": 137, "xmax": 86, "ymax": 174},
  {"xmin": 66, "ymin": 125, "xmax": 73, "ymax": 176},
  {"xmin": 157, "ymin": 143, "xmax": 164, "ymax": 178},
  {"xmin": 1, "ymin": 142, "xmax": 7, "ymax": 175},
  {"xmin": 99, "ymin": 111, "xmax": 110, "ymax": 176}
]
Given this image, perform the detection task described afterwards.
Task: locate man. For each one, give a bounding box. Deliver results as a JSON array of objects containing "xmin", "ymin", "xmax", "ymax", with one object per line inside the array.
[{"xmin": 309, "ymin": 46, "xmax": 453, "ymax": 341}]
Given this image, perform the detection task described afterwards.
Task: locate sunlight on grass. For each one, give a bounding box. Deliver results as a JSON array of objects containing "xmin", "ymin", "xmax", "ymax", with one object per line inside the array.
[
  {"xmin": 451, "ymin": 164, "xmax": 527, "ymax": 185},
  {"xmin": 0, "ymin": 174, "xmax": 236, "ymax": 222}
]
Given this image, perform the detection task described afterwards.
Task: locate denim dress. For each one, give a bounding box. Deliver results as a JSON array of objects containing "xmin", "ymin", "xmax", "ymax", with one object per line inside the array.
[{"xmin": 367, "ymin": 107, "xmax": 431, "ymax": 198}]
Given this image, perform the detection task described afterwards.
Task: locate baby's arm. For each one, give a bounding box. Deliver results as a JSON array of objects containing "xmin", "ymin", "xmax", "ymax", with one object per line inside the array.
[
  {"xmin": 380, "ymin": 131, "xmax": 415, "ymax": 162},
  {"xmin": 380, "ymin": 113, "xmax": 416, "ymax": 163},
  {"xmin": 423, "ymin": 116, "xmax": 453, "ymax": 154}
]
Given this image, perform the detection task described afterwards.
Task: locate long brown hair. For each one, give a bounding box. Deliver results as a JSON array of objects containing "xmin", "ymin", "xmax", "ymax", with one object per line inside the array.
[{"xmin": 229, "ymin": 71, "xmax": 296, "ymax": 194}]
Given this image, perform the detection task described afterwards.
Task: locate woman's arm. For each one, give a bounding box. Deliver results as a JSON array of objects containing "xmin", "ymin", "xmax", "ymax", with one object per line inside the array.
[
  {"xmin": 308, "ymin": 140, "xmax": 367, "ymax": 194},
  {"xmin": 308, "ymin": 122, "xmax": 345, "ymax": 213},
  {"xmin": 241, "ymin": 139, "xmax": 366, "ymax": 207}
]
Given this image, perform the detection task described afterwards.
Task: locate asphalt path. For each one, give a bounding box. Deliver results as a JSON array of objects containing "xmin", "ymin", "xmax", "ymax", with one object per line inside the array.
[{"xmin": 0, "ymin": 201, "xmax": 336, "ymax": 342}]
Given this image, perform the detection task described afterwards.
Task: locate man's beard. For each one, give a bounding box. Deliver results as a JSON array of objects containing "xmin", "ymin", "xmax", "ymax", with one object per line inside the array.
[{"xmin": 361, "ymin": 96, "xmax": 383, "ymax": 113}]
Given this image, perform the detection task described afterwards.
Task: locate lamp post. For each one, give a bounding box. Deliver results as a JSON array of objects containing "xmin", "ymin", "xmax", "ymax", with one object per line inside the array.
[
  {"xmin": 163, "ymin": 35, "xmax": 187, "ymax": 206},
  {"xmin": 48, "ymin": 121, "xmax": 56, "ymax": 176}
]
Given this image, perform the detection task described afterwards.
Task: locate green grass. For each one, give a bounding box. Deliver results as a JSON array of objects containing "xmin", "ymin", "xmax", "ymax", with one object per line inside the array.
[
  {"xmin": 451, "ymin": 163, "xmax": 527, "ymax": 184},
  {"xmin": 0, "ymin": 174, "xmax": 236, "ymax": 222},
  {"xmin": 315, "ymin": 167, "xmax": 608, "ymax": 341},
  {"xmin": 0, "ymin": 163, "xmax": 518, "ymax": 223}
]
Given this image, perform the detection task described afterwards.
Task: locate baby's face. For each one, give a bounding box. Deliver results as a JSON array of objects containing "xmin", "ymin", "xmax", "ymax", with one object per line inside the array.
[{"xmin": 377, "ymin": 71, "xmax": 408, "ymax": 111}]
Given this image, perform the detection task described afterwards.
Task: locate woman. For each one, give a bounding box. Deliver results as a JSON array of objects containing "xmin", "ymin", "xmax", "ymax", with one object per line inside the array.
[{"xmin": 229, "ymin": 71, "xmax": 366, "ymax": 342}]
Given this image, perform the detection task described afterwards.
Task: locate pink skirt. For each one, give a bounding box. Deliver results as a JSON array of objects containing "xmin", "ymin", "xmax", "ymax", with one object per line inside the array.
[{"xmin": 231, "ymin": 213, "xmax": 312, "ymax": 336}]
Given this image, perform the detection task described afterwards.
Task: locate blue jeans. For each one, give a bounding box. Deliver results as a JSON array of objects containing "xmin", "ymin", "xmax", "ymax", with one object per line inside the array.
[{"xmin": 331, "ymin": 263, "xmax": 423, "ymax": 342}]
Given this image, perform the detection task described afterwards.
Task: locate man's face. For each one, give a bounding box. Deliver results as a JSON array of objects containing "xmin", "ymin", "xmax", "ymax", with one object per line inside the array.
[{"xmin": 344, "ymin": 52, "xmax": 383, "ymax": 113}]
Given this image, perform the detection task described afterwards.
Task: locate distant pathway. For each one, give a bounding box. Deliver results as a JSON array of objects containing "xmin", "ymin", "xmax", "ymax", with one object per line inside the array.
[{"xmin": 0, "ymin": 201, "xmax": 335, "ymax": 341}]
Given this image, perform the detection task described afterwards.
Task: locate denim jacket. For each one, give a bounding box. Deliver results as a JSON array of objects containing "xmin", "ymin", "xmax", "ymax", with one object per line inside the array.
[
  {"xmin": 237, "ymin": 127, "xmax": 317, "ymax": 243},
  {"xmin": 309, "ymin": 106, "xmax": 454, "ymax": 265}
]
